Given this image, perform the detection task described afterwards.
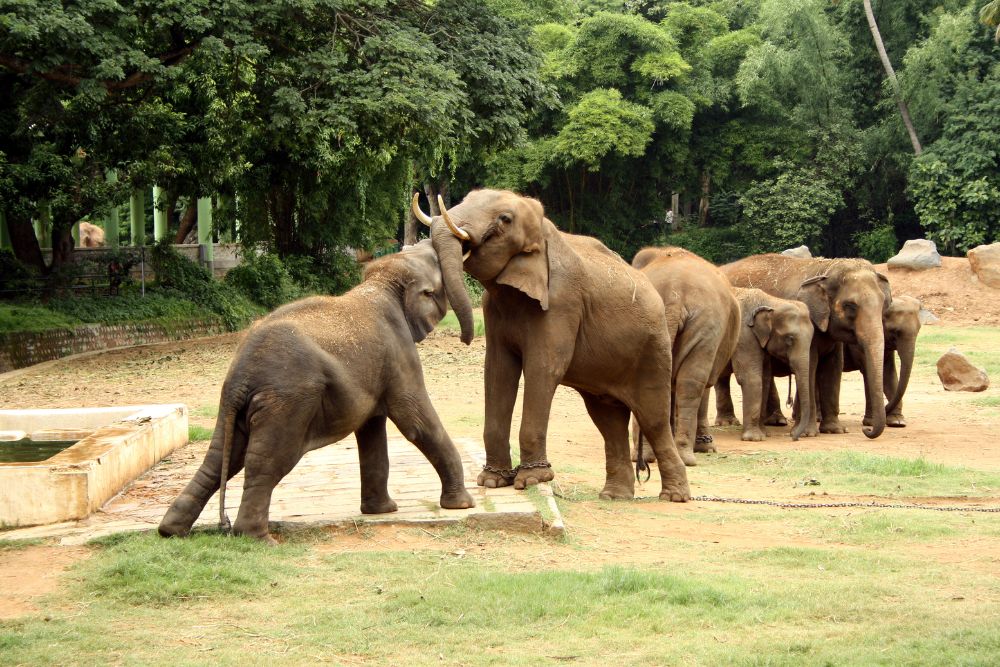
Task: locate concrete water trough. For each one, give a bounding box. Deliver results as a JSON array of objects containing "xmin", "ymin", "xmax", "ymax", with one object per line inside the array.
[{"xmin": 0, "ymin": 405, "xmax": 188, "ymax": 528}]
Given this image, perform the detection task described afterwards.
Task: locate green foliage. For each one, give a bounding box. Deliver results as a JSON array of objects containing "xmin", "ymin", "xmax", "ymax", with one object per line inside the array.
[
  {"xmin": 554, "ymin": 89, "xmax": 655, "ymax": 169},
  {"xmin": 0, "ymin": 250, "xmax": 37, "ymax": 291},
  {"xmin": 47, "ymin": 292, "xmax": 220, "ymax": 327},
  {"xmin": 663, "ymin": 224, "xmax": 753, "ymax": 264},
  {"xmin": 741, "ymin": 167, "xmax": 843, "ymax": 253},
  {"xmin": 150, "ymin": 240, "xmax": 260, "ymax": 330},
  {"xmin": 0, "ymin": 303, "xmax": 80, "ymax": 334},
  {"xmin": 853, "ymin": 221, "xmax": 899, "ymax": 263},
  {"xmin": 224, "ymin": 252, "xmax": 303, "ymax": 310}
]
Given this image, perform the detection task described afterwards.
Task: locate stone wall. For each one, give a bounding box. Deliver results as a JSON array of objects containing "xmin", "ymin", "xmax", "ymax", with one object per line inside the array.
[{"xmin": 0, "ymin": 319, "xmax": 228, "ymax": 373}]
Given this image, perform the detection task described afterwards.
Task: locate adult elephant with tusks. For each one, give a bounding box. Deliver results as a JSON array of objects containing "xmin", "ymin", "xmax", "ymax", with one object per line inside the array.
[
  {"xmin": 414, "ymin": 189, "xmax": 690, "ymax": 502},
  {"xmin": 721, "ymin": 254, "xmax": 893, "ymax": 439}
]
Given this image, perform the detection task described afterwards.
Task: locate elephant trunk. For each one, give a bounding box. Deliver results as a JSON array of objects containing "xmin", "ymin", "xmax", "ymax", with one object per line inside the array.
[
  {"xmin": 431, "ymin": 218, "xmax": 475, "ymax": 345},
  {"xmin": 857, "ymin": 323, "xmax": 886, "ymax": 439},
  {"xmin": 789, "ymin": 350, "xmax": 812, "ymax": 441},
  {"xmin": 885, "ymin": 335, "xmax": 915, "ymax": 416}
]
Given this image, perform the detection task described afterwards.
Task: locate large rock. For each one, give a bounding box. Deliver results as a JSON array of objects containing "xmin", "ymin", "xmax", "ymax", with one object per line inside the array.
[
  {"xmin": 967, "ymin": 242, "xmax": 1000, "ymax": 288},
  {"xmin": 781, "ymin": 245, "xmax": 812, "ymax": 258},
  {"xmin": 888, "ymin": 239, "xmax": 942, "ymax": 270},
  {"xmin": 936, "ymin": 348, "xmax": 990, "ymax": 392}
]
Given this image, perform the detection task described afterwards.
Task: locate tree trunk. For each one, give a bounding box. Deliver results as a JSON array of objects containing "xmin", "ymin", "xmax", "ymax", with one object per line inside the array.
[
  {"xmin": 863, "ymin": 0, "xmax": 922, "ymax": 155},
  {"xmin": 5, "ymin": 212, "xmax": 46, "ymax": 272},
  {"xmin": 174, "ymin": 200, "xmax": 198, "ymax": 244},
  {"xmin": 698, "ymin": 171, "xmax": 711, "ymax": 227}
]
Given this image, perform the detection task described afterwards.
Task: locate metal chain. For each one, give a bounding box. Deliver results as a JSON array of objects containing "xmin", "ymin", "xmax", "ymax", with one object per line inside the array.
[
  {"xmin": 691, "ymin": 495, "xmax": 1000, "ymax": 513},
  {"xmin": 481, "ymin": 460, "xmax": 552, "ymax": 480}
]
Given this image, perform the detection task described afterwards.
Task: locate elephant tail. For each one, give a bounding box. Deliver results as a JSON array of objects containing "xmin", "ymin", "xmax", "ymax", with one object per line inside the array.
[
  {"xmin": 217, "ymin": 394, "xmax": 242, "ymax": 533},
  {"xmin": 635, "ymin": 428, "xmax": 651, "ymax": 483}
]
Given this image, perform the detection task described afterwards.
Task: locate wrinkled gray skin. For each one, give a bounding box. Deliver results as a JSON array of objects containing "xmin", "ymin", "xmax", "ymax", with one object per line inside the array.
[
  {"xmin": 714, "ymin": 288, "xmax": 817, "ymax": 441},
  {"xmin": 427, "ymin": 189, "xmax": 690, "ymax": 502},
  {"xmin": 721, "ymin": 254, "xmax": 892, "ymax": 439},
  {"xmin": 842, "ymin": 295, "xmax": 926, "ymax": 428},
  {"xmin": 629, "ymin": 246, "xmax": 741, "ymax": 465},
  {"xmin": 158, "ymin": 241, "xmax": 475, "ymax": 543}
]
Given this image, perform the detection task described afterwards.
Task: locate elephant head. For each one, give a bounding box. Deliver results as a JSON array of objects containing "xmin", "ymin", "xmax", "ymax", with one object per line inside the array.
[
  {"xmin": 413, "ymin": 189, "xmax": 550, "ymax": 344},
  {"xmin": 363, "ymin": 239, "xmax": 448, "ymax": 343},
  {"xmin": 793, "ymin": 261, "xmax": 892, "ymax": 439},
  {"xmin": 882, "ymin": 295, "xmax": 929, "ymax": 416},
  {"xmin": 748, "ymin": 300, "xmax": 815, "ymax": 441}
]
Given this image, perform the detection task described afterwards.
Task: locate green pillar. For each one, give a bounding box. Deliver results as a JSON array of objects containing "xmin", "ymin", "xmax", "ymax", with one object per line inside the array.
[
  {"xmin": 0, "ymin": 210, "xmax": 10, "ymax": 249},
  {"xmin": 152, "ymin": 186, "xmax": 168, "ymax": 241},
  {"xmin": 197, "ymin": 196, "xmax": 214, "ymax": 265},
  {"xmin": 217, "ymin": 194, "xmax": 233, "ymax": 243},
  {"xmin": 123, "ymin": 189, "xmax": 144, "ymax": 250},
  {"xmin": 105, "ymin": 170, "xmax": 121, "ymax": 246},
  {"xmin": 37, "ymin": 204, "xmax": 52, "ymax": 249},
  {"xmin": 72, "ymin": 221, "xmax": 80, "ymax": 247}
]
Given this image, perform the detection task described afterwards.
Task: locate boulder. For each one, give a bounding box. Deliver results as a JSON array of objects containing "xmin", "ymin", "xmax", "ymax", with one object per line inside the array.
[
  {"xmin": 781, "ymin": 245, "xmax": 812, "ymax": 258},
  {"xmin": 887, "ymin": 239, "xmax": 942, "ymax": 270},
  {"xmin": 936, "ymin": 348, "xmax": 990, "ymax": 392},
  {"xmin": 967, "ymin": 242, "xmax": 1000, "ymax": 288}
]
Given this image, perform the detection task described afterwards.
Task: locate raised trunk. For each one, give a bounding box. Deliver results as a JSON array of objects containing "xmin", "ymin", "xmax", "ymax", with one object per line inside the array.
[
  {"xmin": 430, "ymin": 219, "xmax": 475, "ymax": 345},
  {"xmin": 789, "ymin": 351, "xmax": 812, "ymax": 441},
  {"xmin": 885, "ymin": 336, "xmax": 914, "ymax": 415},
  {"xmin": 857, "ymin": 324, "xmax": 886, "ymax": 439}
]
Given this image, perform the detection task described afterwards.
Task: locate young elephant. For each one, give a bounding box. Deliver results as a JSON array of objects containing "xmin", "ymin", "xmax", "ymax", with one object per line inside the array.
[
  {"xmin": 842, "ymin": 295, "xmax": 929, "ymax": 428},
  {"xmin": 630, "ymin": 246, "xmax": 740, "ymax": 465},
  {"xmin": 158, "ymin": 240, "xmax": 475, "ymax": 543},
  {"xmin": 715, "ymin": 288, "xmax": 816, "ymax": 441}
]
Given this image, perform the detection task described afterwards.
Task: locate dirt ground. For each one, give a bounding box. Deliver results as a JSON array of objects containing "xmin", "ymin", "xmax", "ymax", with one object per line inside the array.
[{"xmin": 1, "ymin": 256, "xmax": 998, "ymax": 619}]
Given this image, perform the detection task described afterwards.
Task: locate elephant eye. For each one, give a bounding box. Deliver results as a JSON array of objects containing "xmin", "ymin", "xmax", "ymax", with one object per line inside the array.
[
  {"xmin": 498, "ymin": 212, "xmax": 513, "ymax": 224},
  {"xmin": 422, "ymin": 289, "xmax": 435, "ymax": 297},
  {"xmin": 843, "ymin": 301, "xmax": 858, "ymax": 314}
]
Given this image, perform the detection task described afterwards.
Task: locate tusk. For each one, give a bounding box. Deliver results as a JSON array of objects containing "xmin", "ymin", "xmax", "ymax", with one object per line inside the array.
[
  {"xmin": 411, "ymin": 192, "xmax": 433, "ymax": 227},
  {"xmin": 463, "ymin": 249, "xmax": 471, "ymax": 262},
  {"xmin": 437, "ymin": 194, "xmax": 470, "ymax": 241}
]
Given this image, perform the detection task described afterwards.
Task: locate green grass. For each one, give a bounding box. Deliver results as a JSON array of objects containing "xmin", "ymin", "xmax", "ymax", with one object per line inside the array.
[
  {"xmin": 191, "ymin": 404, "xmax": 219, "ymax": 418},
  {"xmin": 188, "ymin": 424, "xmax": 215, "ymax": 442},
  {"xmin": 700, "ymin": 450, "xmax": 1000, "ymax": 497},
  {"xmin": 972, "ymin": 395, "xmax": 1000, "ymax": 408},
  {"xmin": 914, "ymin": 327, "xmax": 1000, "ymax": 377},
  {"xmin": 437, "ymin": 310, "xmax": 486, "ymax": 337},
  {"xmin": 2, "ymin": 539, "xmax": 998, "ymax": 665},
  {"xmin": 0, "ymin": 304, "xmax": 80, "ymax": 333}
]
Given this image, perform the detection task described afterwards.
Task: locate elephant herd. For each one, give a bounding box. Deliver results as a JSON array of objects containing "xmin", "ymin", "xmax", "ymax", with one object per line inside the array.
[{"xmin": 159, "ymin": 189, "xmax": 929, "ymax": 543}]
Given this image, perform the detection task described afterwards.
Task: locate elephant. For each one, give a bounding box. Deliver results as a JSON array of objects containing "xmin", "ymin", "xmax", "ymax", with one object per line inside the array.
[
  {"xmin": 79, "ymin": 221, "xmax": 105, "ymax": 247},
  {"xmin": 415, "ymin": 189, "xmax": 690, "ymax": 502},
  {"xmin": 714, "ymin": 288, "xmax": 816, "ymax": 441},
  {"xmin": 842, "ymin": 295, "xmax": 930, "ymax": 428},
  {"xmin": 721, "ymin": 254, "xmax": 892, "ymax": 439},
  {"xmin": 158, "ymin": 240, "xmax": 475, "ymax": 543},
  {"xmin": 629, "ymin": 246, "xmax": 741, "ymax": 465}
]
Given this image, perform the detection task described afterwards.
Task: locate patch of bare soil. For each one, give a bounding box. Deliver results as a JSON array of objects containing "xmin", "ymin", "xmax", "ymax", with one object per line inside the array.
[
  {"xmin": 1, "ymin": 256, "xmax": 998, "ymax": 617},
  {"xmin": 876, "ymin": 256, "xmax": 1000, "ymax": 326}
]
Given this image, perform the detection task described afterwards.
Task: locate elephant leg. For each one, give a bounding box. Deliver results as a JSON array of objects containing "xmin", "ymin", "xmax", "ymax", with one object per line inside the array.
[
  {"xmin": 580, "ymin": 392, "xmax": 635, "ymax": 500},
  {"xmin": 477, "ymin": 341, "xmax": 523, "ymax": 488},
  {"xmin": 818, "ymin": 345, "xmax": 847, "ymax": 434},
  {"xmin": 632, "ymin": 403, "xmax": 690, "ymax": 503},
  {"xmin": 673, "ymin": 372, "xmax": 707, "ymax": 466},
  {"xmin": 694, "ymin": 388, "xmax": 715, "ymax": 452},
  {"xmin": 713, "ymin": 372, "xmax": 740, "ymax": 426},
  {"xmin": 512, "ymin": 359, "xmax": 561, "ymax": 490},
  {"xmin": 158, "ymin": 421, "xmax": 248, "ymax": 537},
  {"xmin": 883, "ymin": 352, "xmax": 906, "ymax": 427},
  {"xmin": 355, "ymin": 416, "xmax": 397, "ymax": 515},
  {"xmin": 733, "ymin": 353, "xmax": 766, "ymax": 442},
  {"xmin": 630, "ymin": 414, "xmax": 657, "ymax": 464},
  {"xmin": 763, "ymin": 380, "xmax": 788, "ymax": 426},
  {"xmin": 389, "ymin": 396, "xmax": 475, "ymax": 510}
]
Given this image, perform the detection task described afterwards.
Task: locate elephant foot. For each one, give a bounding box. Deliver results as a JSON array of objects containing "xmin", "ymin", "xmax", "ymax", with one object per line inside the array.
[
  {"xmin": 440, "ymin": 489, "xmax": 476, "ymax": 509},
  {"xmin": 477, "ymin": 466, "xmax": 515, "ymax": 489},
  {"xmin": 361, "ymin": 497, "xmax": 398, "ymax": 514},
  {"xmin": 630, "ymin": 446, "xmax": 657, "ymax": 464},
  {"xmin": 658, "ymin": 479, "xmax": 691, "ymax": 503},
  {"xmin": 887, "ymin": 414, "xmax": 907, "ymax": 428},
  {"xmin": 714, "ymin": 414, "xmax": 740, "ymax": 427},
  {"xmin": 819, "ymin": 421, "xmax": 847, "ymax": 434},
  {"xmin": 694, "ymin": 434, "xmax": 716, "ymax": 453},
  {"xmin": 741, "ymin": 427, "xmax": 766, "ymax": 442},
  {"xmin": 763, "ymin": 410, "xmax": 788, "ymax": 427},
  {"xmin": 157, "ymin": 497, "xmax": 202, "ymax": 538},
  {"xmin": 232, "ymin": 522, "xmax": 276, "ymax": 545},
  {"xmin": 677, "ymin": 445, "xmax": 698, "ymax": 467},
  {"xmin": 513, "ymin": 463, "xmax": 554, "ymax": 490},
  {"xmin": 598, "ymin": 480, "xmax": 635, "ymax": 501}
]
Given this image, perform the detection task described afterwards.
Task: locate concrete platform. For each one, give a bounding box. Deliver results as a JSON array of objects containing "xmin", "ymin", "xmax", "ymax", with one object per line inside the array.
[
  {"xmin": 0, "ymin": 405, "xmax": 188, "ymax": 528},
  {"xmin": 0, "ymin": 437, "xmax": 563, "ymax": 545}
]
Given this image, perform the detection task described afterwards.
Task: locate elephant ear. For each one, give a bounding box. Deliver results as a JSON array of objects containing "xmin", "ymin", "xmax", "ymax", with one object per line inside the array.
[
  {"xmin": 496, "ymin": 239, "xmax": 550, "ymax": 311},
  {"xmin": 876, "ymin": 271, "xmax": 892, "ymax": 311},
  {"xmin": 748, "ymin": 306, "xmax": 774, "ymax": 348},
  {"xmin": 796, "ymin": 276, "xmax": 830, "ymax": 332}
]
